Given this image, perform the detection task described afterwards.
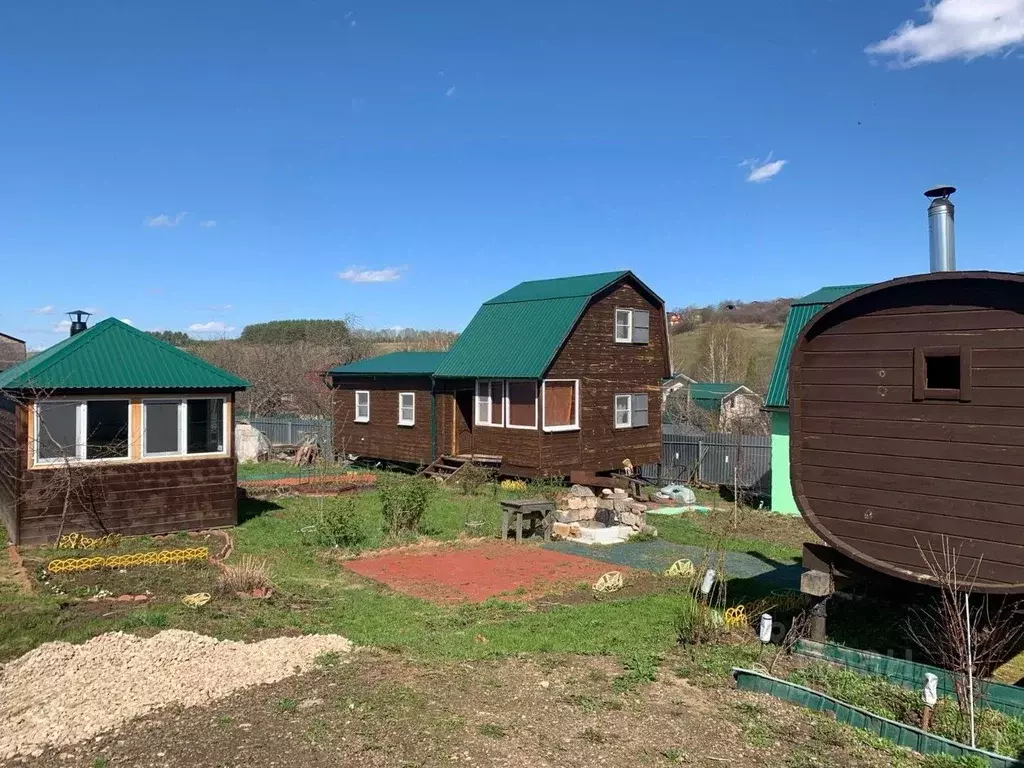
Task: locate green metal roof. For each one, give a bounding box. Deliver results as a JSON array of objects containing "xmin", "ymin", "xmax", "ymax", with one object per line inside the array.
[
  {"xmin": 434, "ymin": 270, "xmax": 641, "ymax": 379},
  {"xmin": 763, "ymin": 284, "xmax": 871, "ymax": 409},
  {"xmin": 330, "ymin": 351, "xmax": 447, "ymax": 376},
  {"xmin": 0, "ymin": 318, "xmax": 249, "ymax": 391},
  {"xmin": 689, "ymin": 381, "xmax": 745, "ymax": 409}
]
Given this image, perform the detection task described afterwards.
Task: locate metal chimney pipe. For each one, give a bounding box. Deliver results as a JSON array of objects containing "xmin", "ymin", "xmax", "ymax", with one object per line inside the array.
[
  {"xmin": 925, "ymin": 185, "xmax": 956, "ymax": 272},
  {"xmin": 66, "ymin": 309, "xmax": 91, "ymax": 337}
]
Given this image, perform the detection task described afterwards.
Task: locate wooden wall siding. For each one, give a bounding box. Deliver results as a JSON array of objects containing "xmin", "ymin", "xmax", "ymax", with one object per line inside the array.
[
  {"xmin": 332, "ymin": 376, "xmax": 434, "ymax": 466},
  {"xmin": 0, "ymin": 396, "xmax": 18, "ymax": 542},
  {"xmin": 16, "ymin": 457, "xmax": 237, "ymax": 546},
  {"xmin": 544, "ymin": 279, "xmax": 668, "ymax": 473},
  {"xmin": 790, "ymin": 272, "xmax": 1024, "ymax": 593}
]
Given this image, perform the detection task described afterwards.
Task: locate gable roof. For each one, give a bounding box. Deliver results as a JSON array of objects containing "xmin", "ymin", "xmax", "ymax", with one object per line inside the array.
[
  {"xmin": 763, "ymin": 284, "xmax": 871, "ymax": 410},
  {"xmin": 688, "ymin": 381, "xmax": 751, "ymax": 411},
  {"xmin": 0, "ymin": 331, "xmax": 25, "ymax": 344},
  {"xmin": 330, "ymin": 351, "xmax": 447, "ymax": 377},
  {"xmin": 0, "ymin": 318, "xmax": 249, "ymax": 391},
  {"xmin": 434, "ymin": 270, "xmax": 659, "ymax": 379}
]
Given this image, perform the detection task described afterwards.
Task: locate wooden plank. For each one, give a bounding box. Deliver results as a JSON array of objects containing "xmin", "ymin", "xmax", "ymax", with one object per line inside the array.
[
  {"xmin": 807, "ymin": 328, "xmax": 1024, "ymax": 352},
  {"xmin": 802, "ymin": 351, "xmax": 912, "ymax": 369},
  {"xmin": 830, "ymin": 309, "xmax": 1024, "ymax": 336},
  {"xmin": 801, "ymin": 448, "xmax": 1017, "ymax": 487},
  {"xmin": 800, "ymin": 400, "xmax": 1024, "ymax": 427},
  {"xmin": 800, "ymin": 368, "xmax": 912, "ymax": 386},
  {"xmin": 800, "ymin": 433, "xmax": 1024, "ymax": 467},
  {"xmin": 800, "ymin": 383, "xmax": 1024, "ymax": 409},
  {"xmin": 800, "ymin": 417, "xmax": 1024, "ymax": 448}
]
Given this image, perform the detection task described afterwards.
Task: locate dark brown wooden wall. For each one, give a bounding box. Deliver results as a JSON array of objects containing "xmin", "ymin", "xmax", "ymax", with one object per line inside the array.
[
  {"xmin": 332, "ymin": 376, "xmax": 434, "ymax": 466},
  {"xmin": 544, "ymin": 279, "xmax": 669, "ymax": 473},
  {"xmin": 0, "ymin": 396, "xmax": 18, "ymax": 542},
  {"xmin": 17, "ymin": 457, "xmax": 237, "ymax": 546},
  {"xmin": 790, "ymin": 272, "xmax": 1024, "ymax": 593}
]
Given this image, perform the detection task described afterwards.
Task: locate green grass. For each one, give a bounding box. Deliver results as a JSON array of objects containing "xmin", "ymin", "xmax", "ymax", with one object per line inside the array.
[{"xmin": 654, "ymin": 515, "xmax": 801, "ymax": 564}]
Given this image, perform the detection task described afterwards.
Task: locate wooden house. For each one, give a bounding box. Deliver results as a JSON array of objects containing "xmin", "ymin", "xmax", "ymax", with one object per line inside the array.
[
  {"xmin": 789, "ymin": 271, "xmax": 1024, "ymax": 594},
  {"xmin": 0, "ymin": 332, "xmax": 26, "ymax": 373},
  {"xmin": 0, "ymin": 317, "xmax": 248, "ymax": 545},
  {"xmin": 329, "ymin": 271, "xmax": 670, "ymax": 478}
]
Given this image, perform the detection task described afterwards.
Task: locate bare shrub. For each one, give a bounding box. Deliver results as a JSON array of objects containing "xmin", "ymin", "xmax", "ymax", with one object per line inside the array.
[{"xmin": 218, "ymin": 556, "xmax": 272, "ymax": 594}]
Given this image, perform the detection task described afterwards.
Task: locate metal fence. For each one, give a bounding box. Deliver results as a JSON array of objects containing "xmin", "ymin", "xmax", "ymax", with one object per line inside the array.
[
  {"xmin": 239, "ymin": 416, "xmax": 333, "ymax": 460},
  {"xmin": 641, "ymin": 427, "xmax": 771, "ymax": 494}
]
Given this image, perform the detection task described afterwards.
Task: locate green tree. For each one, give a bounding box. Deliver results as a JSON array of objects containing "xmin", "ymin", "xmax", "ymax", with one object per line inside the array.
[{"xmin": 147, "ymin": 330, "xmax": 191, "ymax": 346}]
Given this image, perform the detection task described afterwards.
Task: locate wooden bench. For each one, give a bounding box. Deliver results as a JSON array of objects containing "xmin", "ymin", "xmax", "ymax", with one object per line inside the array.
[{"xmin": 499, "ymin": 499, "xmax": 555, "ymax": 543}]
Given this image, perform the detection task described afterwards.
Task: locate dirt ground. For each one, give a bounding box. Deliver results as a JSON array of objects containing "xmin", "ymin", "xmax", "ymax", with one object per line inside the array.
[
  {"xmin": 14, "ymin": 650, "xmax": 925, "ymax": 768},
  {"xmin": 343, "ymin": 541, "xmax": 621, "ymax": 603}
]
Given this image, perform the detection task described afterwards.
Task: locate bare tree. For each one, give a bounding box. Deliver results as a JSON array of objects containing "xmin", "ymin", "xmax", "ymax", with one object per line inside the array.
[{"xmin": 695, "ymin": 323, "xmax": 750, "ymax": 384}]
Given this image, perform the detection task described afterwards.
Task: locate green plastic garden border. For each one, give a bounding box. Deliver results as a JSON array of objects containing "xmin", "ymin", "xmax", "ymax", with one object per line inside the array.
[
  {"xmin": 732, "ymin": 667, "xmax": 1024, "ymax": 768},
  {"xmin": 795, "ymin": 639, "xmax": 1024, "ymax": 720}
]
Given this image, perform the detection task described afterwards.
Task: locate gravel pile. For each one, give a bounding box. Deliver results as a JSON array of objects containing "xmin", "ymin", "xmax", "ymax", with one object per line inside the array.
[{"xmin": 0, "ymin": 629, "xmax": 354, "ymax": 760}]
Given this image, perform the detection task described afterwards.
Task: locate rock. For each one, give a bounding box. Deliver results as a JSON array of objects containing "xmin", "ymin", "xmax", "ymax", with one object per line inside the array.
[
  {"xmin": 568, "ymin": 523, "xmax": 582, "ymax": 538},
  {"xmin": 235, "ymin": 422, "xmax": 272, "ymax": 463},
  {"xmin": 613, "ymin": 488, "xmax": 628, "ymax": 497},
  {"xmin": 612, "ymin": 498, "xmax": 629, "ymax": 513},
  {"xmin": 552, "ymin": 522, "xmax": 573, "ymax": 539},
  {"xmin": 577, "ymin": 507, "xmax": 597, "ymax": 522},
  {"xmin": 620, "ymin": 512, "xmax": 643, "ymax": 529},
  {"xmin": 641, "ymin": 524, "xmax": 658, "ymax": 537},
  {"xmin": 566, "ymin": 496, "xmax": 585, "ymax": 511},
  {"xmin": 569, "ymin": 484, "xmax": 595, "ymax": 498},
  {"xmin": 596, "ymin": 498, "xmax": 614, "ymax": 511},
  {"xmin": 584, "ymin": 497, "xmax": 599, "ymax": 509},
  {"xmin": 601, "ymin": 488, "xmax": 614, "ymax": 497},
  {"xmin": 556, "ymin": 510, "xmax": 581, "ymax": 524},
  {"xmin": 628, "ymin": 502, "xmax": 647, "ymax": 514},
  {"xmin": 539, "ymin": 680, "xmax": 550, "ymax": 689},
  {"xmin": 595, "ymin": 508, "xmax": 616, "ymax": 526}
]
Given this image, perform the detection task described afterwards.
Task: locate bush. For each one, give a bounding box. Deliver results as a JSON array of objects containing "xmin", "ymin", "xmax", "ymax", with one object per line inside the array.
[
  {"xmin": 309, "ymin": 496, "xmax": 373, "ymax": 549},
  {"xmin": 675, "ymin": 599, "xmax": 724, "ymax": 646},
  {"xmin": 218, "ymin": 555, "xmax": 272, "ymax": 593},
  {"xmin": 457, "ymin": 462, "xmax": 494, "ymax": 496},
  {"xmin": 378, "ymin": 474, "xmax": 435, "ymax": 535}
]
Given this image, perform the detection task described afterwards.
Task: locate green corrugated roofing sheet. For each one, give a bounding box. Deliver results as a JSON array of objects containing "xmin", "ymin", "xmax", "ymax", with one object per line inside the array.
[
  {"xmin": 763, "ymin": 284, "xmax": 871, "ymax": 409},
  {"xmin": 434, "ymin": 270, "xmax": 638, "ymax": 379},
  {"xmin": 689, "ymin": 381, "xmax": 745, "ymax": 411},
  {"xmin": 330, "ymin": 351, "xmax": 447, "ymax": 376},
  {"xmin": 0, "ymin": 318, "xmax": 248, "ymax": 391}
]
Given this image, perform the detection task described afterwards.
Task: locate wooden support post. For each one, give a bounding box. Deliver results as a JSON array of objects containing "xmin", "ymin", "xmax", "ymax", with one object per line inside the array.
[
  {"xmin": 501, "ymin": 508, "xmax": 509, "ymax": 541},
  {"xmin": 809, "ymin": 597, "xmax": 828, "ymax": 643},
  {"xmin": 515, "ymin": 512, "xmax": 523, "ymax": 544}
]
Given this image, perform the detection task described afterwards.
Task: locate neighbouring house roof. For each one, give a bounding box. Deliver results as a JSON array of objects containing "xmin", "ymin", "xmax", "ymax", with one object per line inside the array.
[
  {"xmin": 0, "ymin": 331, "xmax": 25, "ymax": 344},
  {"xmin": 0, "ymin": 318, "xmax": 249, "ymax": 391},
  {"xmin": 763, "ymin": 283, "xmax": 871, "ymax": 410},
  {"xmin": 329, "ymin": 351, "xmax": 448, "ymax": 377},
  {"xmin": 688, "ymin": 381, "xmax": 750, "ymax": 411},
  {"xmin": 434, "ymin": 270, "xmax": 662, "ymax": 379}
]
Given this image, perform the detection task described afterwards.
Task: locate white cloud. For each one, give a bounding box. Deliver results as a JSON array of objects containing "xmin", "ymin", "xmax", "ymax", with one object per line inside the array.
[
  {"xmin": 144, "ymin": 212, "xmax": 188, "ymax": 228},
  {"xmin": 199, "ymin": 219, "xmax": 217, "ymax": 228},
  {"xmin": 119, "ymin": 318, "xmax": 133, "ymax": 326},
  {"xmin": 866, "ymin": 0, "xmax": 1024, "ymax": 66},
  {"xmin": 338, "ymin": 266, "xmax": 404, "ymax": 283},
  {"xmin": 740, "ymin": 153, "xmax": 789, "ymax": 183},
  {"xmin": 52, "ymin": 319, "xmax": 71, "ymax": 333},
  {"xmin": 445, "ymin": 86, "xmax": 457, "ymax": 97},
  {"xmin": 188, "ymin": 321, "xmax": 235, "ymax": 333},
  {"xmin": 30, "ymin": 305, "xmax": 54, "ymax": 315}
]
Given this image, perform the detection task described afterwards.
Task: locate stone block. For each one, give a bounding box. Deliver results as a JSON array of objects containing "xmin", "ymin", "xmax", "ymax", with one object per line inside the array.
[
  {"xmin": 613, "ymin": 488, "xmax": 628, "ymax": 497},
  {"xmin": 612, "ymin": 498, "xmax": 629, "ymax": 513},
  {"xmin": 620, "ymin": 512, "xmax": 643, "ymax": 529},
  {"xmin": 578, "ymin": 508, "xmax": 597, "ymax": 521},
  {"xmin": 568, "ymin": 523, "xmax": 582, "ymax": 538},
  {"xmin": 567, "ymin": 496, "xmax": 585, "ymax": 511},
  {"xmin": 801, "ymin": 569, "xmax": 833, "ymax": 597},
  {"xmin": 601, "ymin": 488, "xmax": 614, "ymax": 497},
  {"xmin": 596, "ymin": 498, "xmax": 614, "ymax": 511},
  {"xmin": 570, "ymin": 484, "xmax": 595, "ymax": 498},
  {"xmin": 552, "ymin": 522, "xmax": 572, "ymax": 540},
  {"xmin": 595, "ymin": 508, "xmax": 616, "ymax": 526},
  {"xmin": 584, "ymin": 497, "xmax": 599, "ymax": 509},
  {"xmin": 556, "ymin": 510, "xmax": 581, "ymax": 524}
]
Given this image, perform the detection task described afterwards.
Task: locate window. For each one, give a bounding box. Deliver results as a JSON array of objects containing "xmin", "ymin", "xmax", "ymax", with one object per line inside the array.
[
  {"xmin": 187, "ymin": 398, "xmax": 225, "ymax": 454},
  {"xmin": 475, "ymin": 380, "xmax": 504, "ymax": 426},
  {"xmin": 542, "ymin": 379, "xmax": 579, "ymax": 432},
  {"xmin": 355, "ymin": 390, "xmax": 370, "ymax": 422},
  {"xmin": 398, "ymin": 392, "xmax": 415, "ymax": 426},
  {"xmin": 506, "ymin": 381, "xmax": 538, "ymax": 429},
  {"xmin": 914, "ymin": 346, "xmax": 971, "ymax": 402},
  {"xmin": 142, "ymin": 397, "xmax": 227, "ymax": 458},
  {"xmin": 613, "ymin": 393, "xmax": 649, "ymax": 429},
  {"xmin": 85, "ymin": 400, "xmax": 130, "ymax": 459},
  {"xmin": 614, "ymin": 308, "xmax": 650, "ymax": 344},
  {"xmin": 614, "ymin": 395, "xmax": 631, "ymax": 428},
  {"xmin": 35, "ymin": 399, "xmax": 130, "ymax": 464}
]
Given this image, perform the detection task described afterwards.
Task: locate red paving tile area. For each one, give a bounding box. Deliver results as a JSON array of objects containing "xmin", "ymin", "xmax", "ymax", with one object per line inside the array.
[{"xmin": 343, "ymin": 542, "xmax": 617, "ymax": 603}]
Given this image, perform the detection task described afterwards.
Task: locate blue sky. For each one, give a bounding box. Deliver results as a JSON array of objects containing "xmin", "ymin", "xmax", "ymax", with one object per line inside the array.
[{"xmin": 2, "ymin": 1, "xmax": 1023, "ymax": 349}]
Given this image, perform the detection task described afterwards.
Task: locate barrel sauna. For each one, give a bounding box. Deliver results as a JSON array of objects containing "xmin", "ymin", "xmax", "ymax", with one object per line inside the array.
[{"xmin": 790, "ymin": 271, "xmax": 1024, "ymax": 594}]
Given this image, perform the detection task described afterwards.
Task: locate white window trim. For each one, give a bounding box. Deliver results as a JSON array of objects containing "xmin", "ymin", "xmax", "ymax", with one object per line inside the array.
[
  {"xmin": 398, "ymin": 391, "xmax": 415, "ymax": 426},
  {"xmin": 354, "ymin": 390, "xmax": 370, "ymax": 423},
  {"xmin": 541, "ymin": 379, "xmax": 580, "ymax": 433},
  {"xmin": 475, "ymin": 380, "xmax": 504, "ymax": 427},
  {"xmin": 614, "ymin": 394, "xmax": 632, "ymax": 429},
  {"xmin": 504, "ymin": 380, "xmax": 538, "ymax": 430},
  {"xmin": 33, "ymin": 396, "xmax": 134, "ymax": 466},
  {"xmin": 614, "ymin": 308, "xmax": 633, "ymax": 343},
  {"xmin": 141, "ymin": 396, "xmax": 228, "ymax": 459}
]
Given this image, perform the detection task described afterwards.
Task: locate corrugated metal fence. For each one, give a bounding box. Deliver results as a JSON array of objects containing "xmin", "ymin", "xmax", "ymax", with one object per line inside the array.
[
  {"xmin": 641, "ymin": 426, "xmax": 771, "ymax": 493},
  {"xmin": 239, "ymin": 416, "xmax": 334, "ymax": 460}
]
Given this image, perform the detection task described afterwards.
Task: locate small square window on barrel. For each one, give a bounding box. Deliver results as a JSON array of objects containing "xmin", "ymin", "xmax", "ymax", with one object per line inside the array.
[{"xmin": 914, "ymin": 345, "xmax": 972, "ymax": 402}]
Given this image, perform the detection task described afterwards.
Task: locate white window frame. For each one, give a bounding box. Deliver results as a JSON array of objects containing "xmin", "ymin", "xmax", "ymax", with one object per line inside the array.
[
  {"xmin": 614, "ymin": 394, "xmax": 632, "ymax": 429},
  {"xmin": 354, "ymin": 390, "xmax": 370, "ymax": 423},
  {"xmin": 475, "ymin": 380, "xmax": 504, "ymax": 427},
  {"xmin": 504, "ymin": 380, "xmax": 538, "ymax": 430},
  {"xmin": 541, "ymin": 379, "xmax": 580, "ymax": 433},
  {"xmin": 614, "ymin": 308, "xmax": 633, "ymax": 343},
  {"xmin": 398, "ymin": 391, "xmax": 415, "ymax": 426},
  {"xmin": 33, "ymin": 396, "xmax": 134, "ymax": 466},
  {"xmin": 141, "ymin": 396, "xmax": 228, "ymax": 459}
]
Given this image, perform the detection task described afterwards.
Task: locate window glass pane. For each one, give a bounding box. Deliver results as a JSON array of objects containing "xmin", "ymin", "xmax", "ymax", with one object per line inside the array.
[
  {"xmin": 145, "ymin": 401, "xmax": 180, "ymax": 454},
  {"xmin": 489, "ymin": 381, "xmax": 504, "ymax": 424},
  {"xmin": 187, "ymin": 399, "xmax": 224, "ymax": 454},
  {"xmin": 544, "ymin": 381, "xmax": 577, "ymax": 427},
  {"xmin": 399, "ymin": 393, "xmax": 414, "ymax": 424},
  {"xmin": 476, "ymin": 382, "xmax": 490, "ymax": 423},
  {"xmin": 615, "ymin": 395, "xmax": 631, "ymax": 426},
  {"xmin": 37, "ymin": 401, "xmax": 78, "ymax": 460},
  {"xmin": 85, "ymin": 400, "xmax": 129, "ymax": 459},
  {"xmin": 615, "ymin": 310, "xmax": 631, "ymax": 340},
  {"xmin": 507, "ymin": 381, "xmax": 537, "ymax": 427},
  {"xmin": 355, "ymin": 392, "xmax": 369, "ymax": 420},
  {"xmin": 631, "ymin": 394, "xmax": 649, "ymax": 427}
]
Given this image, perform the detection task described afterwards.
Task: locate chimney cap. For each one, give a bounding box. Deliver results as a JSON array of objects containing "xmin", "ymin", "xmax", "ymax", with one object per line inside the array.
[{"xmin": 925, "ymin": 185, "xmax": 956, "ymax": 199}]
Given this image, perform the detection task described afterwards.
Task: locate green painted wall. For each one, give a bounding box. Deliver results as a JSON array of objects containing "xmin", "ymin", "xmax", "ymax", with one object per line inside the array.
[{"xmin": 770, "ymin": 411, "xmax": 799, "ymax": 515}]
